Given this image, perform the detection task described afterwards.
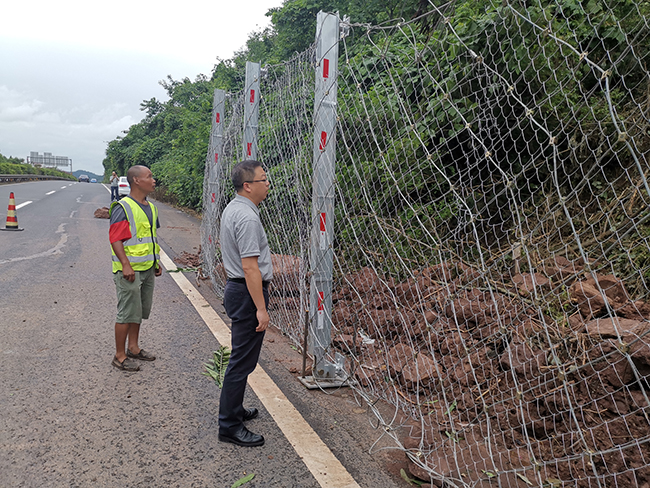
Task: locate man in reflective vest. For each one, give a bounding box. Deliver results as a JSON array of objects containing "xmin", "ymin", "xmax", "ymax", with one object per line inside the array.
[{"xmin": 109, "ymin": 165, "xmax": 162, "ymax": 372}]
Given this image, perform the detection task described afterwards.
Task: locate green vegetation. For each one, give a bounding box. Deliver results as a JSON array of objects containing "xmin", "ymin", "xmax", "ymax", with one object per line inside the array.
[
  {"xmin": 0, "ymin": 153, "xmax": 24, "ymax": 166},
  {"xmin": 202, "ymin": 346, "xmax": 232, "ymax": 388},
  {"xmin": 332, "ymin": 0, "xmax": 650, "ymax": 263},
  {"xmin": 102, "ymin": 0, "xmax": 424, "ymax": 209},
  {"xmin": 231, "ymin": 473, "xmax": 255, "ymax": 488},
  {"xmin": 0, "ymin": 153, "xmax": 76, "ymax": 180},
  {"xmin": 102, "ymin": 0, "xmax": 650, "ymax": 286}
]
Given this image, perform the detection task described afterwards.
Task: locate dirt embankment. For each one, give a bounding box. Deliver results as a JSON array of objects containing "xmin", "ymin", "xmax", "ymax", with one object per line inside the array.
[
  {"xmin": 177, "ymin": 232, "xmax": 650, "ymax": 487},
  {"xmin": 319, "ymin": 259, "xmax": 650, "ymax": 487}
]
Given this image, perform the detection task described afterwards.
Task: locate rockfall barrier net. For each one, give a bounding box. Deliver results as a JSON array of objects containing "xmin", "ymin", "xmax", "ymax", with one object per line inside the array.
[{"xmin": 202, "ymin": 2, "xmax": 650, "ymax": 486}]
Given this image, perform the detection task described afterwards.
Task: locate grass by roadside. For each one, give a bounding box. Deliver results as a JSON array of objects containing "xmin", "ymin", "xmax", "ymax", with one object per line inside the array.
[{"xmin": 0, "ymin": 161, "xmax": 76, "ymax": 180}]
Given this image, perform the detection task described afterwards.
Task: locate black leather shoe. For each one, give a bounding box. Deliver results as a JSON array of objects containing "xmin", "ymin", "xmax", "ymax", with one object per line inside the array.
[
  {"xmin": 243, "ymin": 407, "xmax": 259, "ymax": 421},
  {"xmin": 218, "ymin": 426, "xmax": 265, "ymax": 447}
]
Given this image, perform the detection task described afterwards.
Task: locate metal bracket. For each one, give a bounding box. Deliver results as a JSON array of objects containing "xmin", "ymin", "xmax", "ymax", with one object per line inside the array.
[
  {"xmin": 339, "ymin": 13, "xmax": 351, "ymax": 39},
  {"xmin": 299, "ymin": 352, "xmax": 352, "ymax": 389}
]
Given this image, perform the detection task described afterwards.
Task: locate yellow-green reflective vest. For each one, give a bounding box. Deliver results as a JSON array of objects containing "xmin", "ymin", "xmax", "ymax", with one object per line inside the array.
[{"xmin": 110, "ymin": 197, "xmax": 160, "ymax": 273}]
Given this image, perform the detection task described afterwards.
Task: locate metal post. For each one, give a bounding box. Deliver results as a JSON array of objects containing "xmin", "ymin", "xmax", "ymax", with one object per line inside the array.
[
  {"xmin": 299, "ymin": 11, "xmax": 347, "ymax": 389},
  {"xmin": 202, "ymin": 89, "xmax": 226, "ymax": 285},
  {"xmin": 210, "ymin": 90, "xmax": 226, "ymax": 187},
  {"xmin": 243, "ymin": 62, "xmax": 261, "ymax": 161}
]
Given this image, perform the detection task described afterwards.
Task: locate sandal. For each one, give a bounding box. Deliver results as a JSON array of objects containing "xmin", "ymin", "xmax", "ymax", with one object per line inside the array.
[
  {"xmin": 112, "ymin": 356, "xmax": 140, "ymax": 371},
  {"xmin": 127, "ymin": 348, "xmax": 156, "ymax": 361}
]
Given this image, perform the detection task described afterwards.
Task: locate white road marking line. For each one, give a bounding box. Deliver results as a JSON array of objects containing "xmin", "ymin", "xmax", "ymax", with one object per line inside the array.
[
  {"xmin": 61, "ymin": 186, "xmax": 67, "ymax": 189},
  {"xmin": 0, "ymin": 228, "xmax": 67, "ymax": 265},
  {"xmin": 159, "ymin": 250, "xmax": 360, "ymax": 488},
  {"xmin": 16, "ymin": 201, "xmax": 33, "ymax": 210},
  {"xmin": 46, "ymin": 191, "xmax": 56, "ymax": 195}
]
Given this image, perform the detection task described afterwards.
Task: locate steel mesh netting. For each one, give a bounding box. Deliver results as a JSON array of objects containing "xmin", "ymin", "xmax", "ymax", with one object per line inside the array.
[
  {"xmin": 332, "ymin": 2, "xmax": 650, "ymax": 487},
  {"xmin": 201, "ymin": 46, "xmax": 317, "ymax": 348},
  {"xmin": 201, "ymin": 2, "xmax": 650, "ymax": 486},
  {"xmin": 257, "ymin": 46, "xmax": 317, "ymax": 346}
]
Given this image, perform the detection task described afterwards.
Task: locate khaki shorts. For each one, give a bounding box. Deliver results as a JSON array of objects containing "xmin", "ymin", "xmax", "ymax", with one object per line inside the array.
[{"xmin": 114, "ymin": 267, "xmax": 156, "ymax": 324}]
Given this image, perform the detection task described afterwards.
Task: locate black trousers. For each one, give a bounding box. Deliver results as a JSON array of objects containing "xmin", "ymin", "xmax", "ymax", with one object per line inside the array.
[{"xmin": 218, "ymin": 280, "xmax": 269, "ymax": 434}]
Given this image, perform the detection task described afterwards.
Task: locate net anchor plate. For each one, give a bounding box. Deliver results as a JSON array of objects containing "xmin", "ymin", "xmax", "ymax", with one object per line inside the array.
[
  {"xmin": 298, "ymin": 373, "xmax": 354, "ymax": 390},
  {"xmin": 299, "ymin": 352, "xmax": 354, "ymax": 389}
]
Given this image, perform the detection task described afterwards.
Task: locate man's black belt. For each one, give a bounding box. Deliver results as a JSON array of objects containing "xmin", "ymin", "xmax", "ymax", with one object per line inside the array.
[{"xmin": 228, "ymin": 277, "xmax": 270, "ymax": 288}]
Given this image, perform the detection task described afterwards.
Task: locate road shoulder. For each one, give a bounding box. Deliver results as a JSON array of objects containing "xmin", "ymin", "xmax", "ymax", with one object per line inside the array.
[{"xmin": 153, "ymin": 199, "xmax": 407, "ymax": 487}]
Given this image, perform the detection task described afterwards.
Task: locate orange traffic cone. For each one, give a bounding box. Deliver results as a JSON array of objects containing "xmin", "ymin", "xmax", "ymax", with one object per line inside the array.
[{"xmin": 2, "ymin": 192, "xmax": 24, "ymax": 231}]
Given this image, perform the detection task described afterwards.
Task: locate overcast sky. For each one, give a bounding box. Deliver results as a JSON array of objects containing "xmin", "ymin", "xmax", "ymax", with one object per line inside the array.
[{"xmin": 1, "ymin": 0, "xmax": 281, "ymax": 176}]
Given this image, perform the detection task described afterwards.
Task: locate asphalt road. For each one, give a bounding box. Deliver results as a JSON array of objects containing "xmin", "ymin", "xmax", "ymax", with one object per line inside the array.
[{"xmin": 0, "ymin": 181, "xmax": 404, "ymax": 488}]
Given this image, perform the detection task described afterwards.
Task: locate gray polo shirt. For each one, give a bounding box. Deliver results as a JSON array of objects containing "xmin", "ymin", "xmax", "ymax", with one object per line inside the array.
[{"xmin": 220, "ymin": 194, "xmax": 273, "ymax": 282}]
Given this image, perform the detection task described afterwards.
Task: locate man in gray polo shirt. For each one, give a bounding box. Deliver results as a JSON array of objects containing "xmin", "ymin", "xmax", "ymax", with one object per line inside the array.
[{"xmin": 218, "ymin": 160, "xmax": 273, "ymax": 447}]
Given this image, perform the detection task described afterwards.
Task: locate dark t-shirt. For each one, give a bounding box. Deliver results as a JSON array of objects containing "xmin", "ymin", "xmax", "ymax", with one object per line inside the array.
[{"xmin": 109, "ymin": 196, "xmax": 160, "ymax": 229}]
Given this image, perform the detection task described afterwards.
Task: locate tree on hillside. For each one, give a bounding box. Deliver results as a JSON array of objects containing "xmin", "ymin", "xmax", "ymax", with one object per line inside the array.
[{"xmin": 102, "ymin": 0, "xmax": 429, "ymax": 209}]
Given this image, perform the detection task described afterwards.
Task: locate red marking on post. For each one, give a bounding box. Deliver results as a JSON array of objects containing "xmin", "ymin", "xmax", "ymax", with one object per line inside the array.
[
  {"xmin": 319, "ymin": 131, "xmax": 327, "ymax": 150},
  {"xmin": 216, "ymin": 112, "xmax": 220, "ymax": 123},
  {"xmin": 320, "ymin": 212, "xmax": 326, "ymax": 232},
  {"xmin": 211, "ymin": 193, "xmax": 216, "ymax": 203},
  {"xmin": 208, "ymin": 235, "xmax": 212, "ymax": 244},
  {"xmin": 323, "ymin": 59, "xmax": 329, "ymax": 78},
  {"xmin": 318, "ymin": 292, "xmax": 324, "ymax": 311},
  {"xmin": 214, "ymin": 153, "xmax": 219, "ymax": 163},
  {"xmin": 247, "ymin": 143, "xmax": 252, "ymax": 157},
  {"xmin": 250, "ymin": 89, "xmax": 255, "ymax": 103}
]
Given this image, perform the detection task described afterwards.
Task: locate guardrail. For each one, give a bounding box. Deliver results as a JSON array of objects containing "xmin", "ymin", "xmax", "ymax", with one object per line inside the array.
[{"xmin": 0, "ymin": 174, "xmax": 76, "ymax": 183}]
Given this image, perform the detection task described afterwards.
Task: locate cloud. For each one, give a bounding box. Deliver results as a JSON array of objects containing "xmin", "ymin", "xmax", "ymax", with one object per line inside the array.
[
  {"xmin": 88, "ymin": 103, "xmax": 137, "ymax": 131},
  {"xmin": 0, "ymin": 85, "xmax": 138, "ymax": 170},
  {"xmin": 0, "ymin": 0, "xmax": 279, "ymax": 174},
  {"xmin": 3, "ymin": 0, "xmax": 274, "ymax": 66},
  {"xmin": 0, "ymin": 86, "xmax": 46, "ymax": 123}
]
